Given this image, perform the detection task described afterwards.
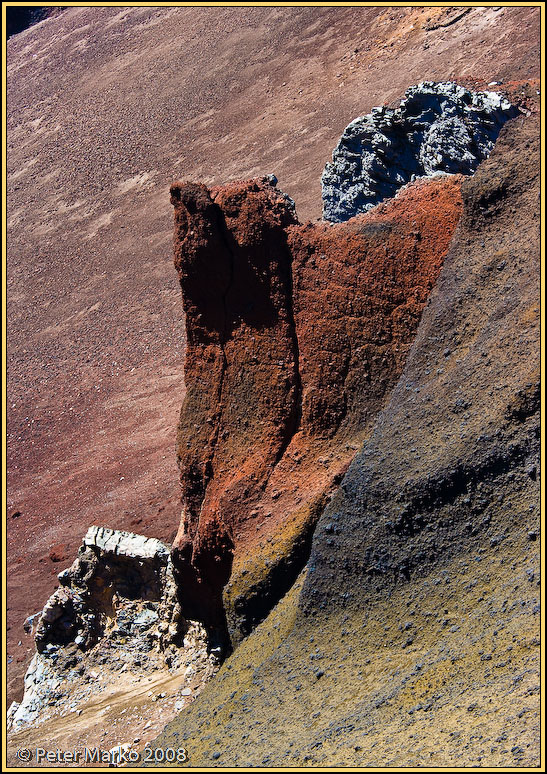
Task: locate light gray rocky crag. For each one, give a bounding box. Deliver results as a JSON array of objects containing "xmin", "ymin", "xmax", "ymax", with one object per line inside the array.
[
  {"xmin": 8, "ymin": 527, "xmax": 218, "ymax": 732},
  {"xmin": 81, "ymin": 525, "xmax": 170, "ymax": 560},
  {"xmin": 36, "ymin": 526, "xmax": 177, "ymax": 654},
  {"xmin": 321, "ymin": 81, "xmax": 519, "ymax": 222}
]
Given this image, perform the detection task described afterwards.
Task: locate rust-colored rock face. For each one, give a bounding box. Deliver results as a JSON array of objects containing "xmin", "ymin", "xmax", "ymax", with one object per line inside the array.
[
  {"xmin": 170, "ymin": 179, "xmax": 299, "ymax": 634},
  {"xmin": 170, "ymin": 174, "xmax": 463, "ymax": 644}
]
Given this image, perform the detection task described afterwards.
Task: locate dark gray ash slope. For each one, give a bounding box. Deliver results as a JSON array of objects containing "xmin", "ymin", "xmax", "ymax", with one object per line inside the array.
[{"xmin": 321, "ymin": 81, "xmax": 519, "ymax": 222}]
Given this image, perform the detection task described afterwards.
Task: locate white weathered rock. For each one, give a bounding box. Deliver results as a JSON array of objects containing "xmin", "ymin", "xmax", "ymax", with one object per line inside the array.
[
  {"xmin": 9, "ymin": 654, "xmax": 63, "ymax": 730},
  {"xmin": 109, "ymin": 742, "xmax": 132, "ymax": 764},
  {"xmin": 10, "ymin": 527, "xmax": 218, "ymax": 733},
  {"xmin": 6, "ymin": 701, "xmax": 20, "ymax": 730},
  {"xmin": 83, "ymin": 526, "xmax": 170, "ymax": 561}
]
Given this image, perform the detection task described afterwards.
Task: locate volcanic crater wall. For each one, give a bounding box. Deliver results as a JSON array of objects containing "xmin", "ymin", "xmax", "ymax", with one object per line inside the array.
[
  {"xmin": 170, "ymin": 172, "xmax": 463, "ymax": 646},
  {"xmin": 150, "ymin": 104, "xmax": 539, "ymax": 771},
  {"xmin": 306, "ymin": 108, "xmax": 540, "ymax": 616}
]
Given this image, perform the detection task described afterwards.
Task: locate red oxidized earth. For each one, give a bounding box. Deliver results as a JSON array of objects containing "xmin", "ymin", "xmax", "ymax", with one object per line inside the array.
[{"xmin": 170, "ymin": 174, "xmax": 463, "ymax": 644}]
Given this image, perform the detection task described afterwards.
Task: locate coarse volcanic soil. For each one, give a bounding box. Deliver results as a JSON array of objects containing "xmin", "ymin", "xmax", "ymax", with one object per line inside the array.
[{"xmin": 5, "ymin": 0, "xmax": 540, "ymax": 728}]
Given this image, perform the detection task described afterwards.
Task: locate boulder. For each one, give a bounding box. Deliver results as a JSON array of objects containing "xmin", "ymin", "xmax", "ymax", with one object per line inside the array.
[{"xmin": 321, "ymin": 81, "xmax": 519, "ymax": 222}]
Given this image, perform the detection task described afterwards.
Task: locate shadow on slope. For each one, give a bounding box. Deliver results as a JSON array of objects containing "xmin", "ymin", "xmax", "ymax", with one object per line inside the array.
[{"xmin": 6, "ymin": 7, "xmax": 63, "ymax": 38}]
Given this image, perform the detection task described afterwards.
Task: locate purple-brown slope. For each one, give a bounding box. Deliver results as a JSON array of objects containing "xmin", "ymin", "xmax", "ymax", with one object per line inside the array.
[{"xmin": 6, "ymin": 4, "xmax": 540, "ymax": 704}]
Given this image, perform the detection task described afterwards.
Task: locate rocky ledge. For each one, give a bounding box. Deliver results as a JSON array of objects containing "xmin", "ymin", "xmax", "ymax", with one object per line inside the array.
[
  {"xmin": 8, "ymin": 527, "xmax": 219, "ymax": 732},
  {"xmin": 321, "ymin": 81, "xmax": 519, "ymax": 222}
]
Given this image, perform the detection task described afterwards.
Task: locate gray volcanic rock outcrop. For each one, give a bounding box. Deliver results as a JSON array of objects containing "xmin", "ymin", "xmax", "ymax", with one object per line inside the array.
[
  {"xmin": 8, "ymin": 527, "xmax": 217, "ymax": 733},
  {"xmin": 321, "ymin": 82, "xmax": 519, "ymax": 222}
]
